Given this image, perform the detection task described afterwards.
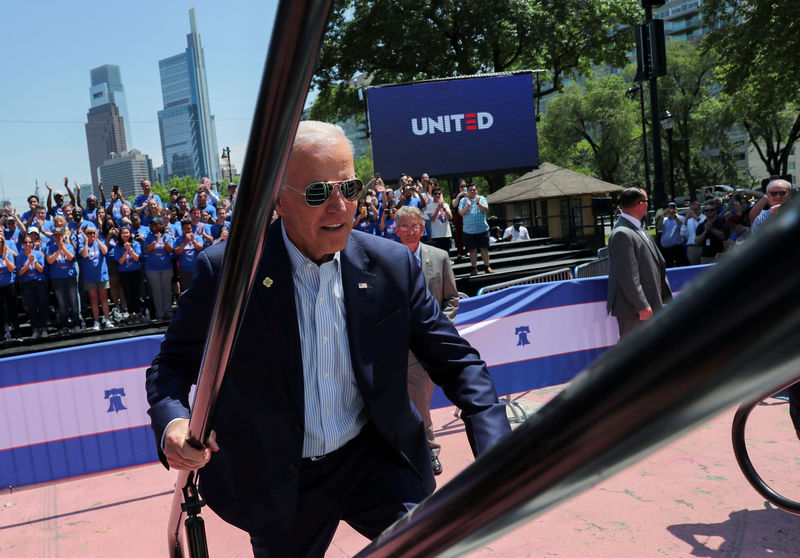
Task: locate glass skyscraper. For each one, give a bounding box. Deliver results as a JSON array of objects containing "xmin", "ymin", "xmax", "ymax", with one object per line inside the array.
[
  {"xmin": 90, "ymin": 65, "xmax": 133, "ymax": 147},
  {"xmin": 157, "ymin": 8, "xmax": 220, "ymax": 183},
  {"xmin": 85, "ymin": 64, "xmax": 129, "ymax": 189}
]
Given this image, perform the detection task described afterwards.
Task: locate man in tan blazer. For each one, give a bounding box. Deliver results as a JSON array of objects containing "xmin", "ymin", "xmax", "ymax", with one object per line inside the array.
[
  {"xmin": 396, "ymin": 206, "xmax": 460, "ymax": 475},
  {"xmin": 607, "ymin": 188, "xmax": 672, "ymax": 337}
]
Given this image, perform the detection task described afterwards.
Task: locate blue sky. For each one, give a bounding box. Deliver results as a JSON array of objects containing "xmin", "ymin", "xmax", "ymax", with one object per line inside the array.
[{"xmin": 0, "ymin": 0, "xmax": 290, "ymax": 208}]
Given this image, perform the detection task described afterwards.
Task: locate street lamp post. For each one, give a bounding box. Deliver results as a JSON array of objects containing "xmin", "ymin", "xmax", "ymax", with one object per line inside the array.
[
  {"xmin": 221, "ymin": 146, "xmax": 232, "ymax": 183},
  {"xmin": 627, "ymin": 84, "xmax": 652, "ymax": 200},
  {"xmin": 660, "ymin": 110, "xmax": 676, "ymax": 201}
]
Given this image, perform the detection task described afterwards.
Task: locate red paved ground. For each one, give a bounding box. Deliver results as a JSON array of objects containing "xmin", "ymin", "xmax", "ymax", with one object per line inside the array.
[{"xmin": 3, "ymin": 386, "xmax": 800, "ymax": 557}]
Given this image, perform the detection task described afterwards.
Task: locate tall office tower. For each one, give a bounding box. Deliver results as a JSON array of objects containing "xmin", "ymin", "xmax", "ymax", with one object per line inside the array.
[
  {"xmin": 157, "ymin": 8, "xmax": 220, "ymax": 183},
  {"xmin": 90, "ymin": 65, "xmax": 133, "ymax": 146},
  {"xmin": 85, "ymin": 65, "xmax": 128, "ymax": 189}
]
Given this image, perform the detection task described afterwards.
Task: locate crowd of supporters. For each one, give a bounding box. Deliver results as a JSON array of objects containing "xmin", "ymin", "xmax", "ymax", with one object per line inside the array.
[
  {"xmin": 0, "ymin": 177, "xmax": 235, "ymax": 340},
  {"xmin": 652, "ymin": 180, "xmax": 793, "ymax": 268}
]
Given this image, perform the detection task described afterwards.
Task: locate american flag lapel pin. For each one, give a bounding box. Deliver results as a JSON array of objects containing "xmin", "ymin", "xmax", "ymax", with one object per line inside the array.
[
  {"xmin": 263, "ymin": 276, "xmax": 273, "ymax": 288},
  {"xmin": 358, "ymin": 282, "xmax": 368, "ymax": 289}
]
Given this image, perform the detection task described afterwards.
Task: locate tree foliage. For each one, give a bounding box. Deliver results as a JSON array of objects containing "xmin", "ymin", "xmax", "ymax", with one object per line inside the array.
[
  {"xmin": 657, "ymin": 41, "xmax": 740, "ymax": 197},
  {"xmin": 314, "ymin": 0, "xmax": 642, "ymax": 120},
  {"xmin": 702, "ymin": 0, "xmax": 800, "ymax": 176},
  {"xmin": 152, "ymin": 175, "xmax": 201, "ymax": 203},
  {"xmin": 539, "ymin": 72, "xmax": 639, "ymax": 186}
]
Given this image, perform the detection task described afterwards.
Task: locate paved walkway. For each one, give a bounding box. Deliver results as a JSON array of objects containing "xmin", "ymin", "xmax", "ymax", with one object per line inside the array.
[{"xmin": 3, "ymin": 386, "xmax": 800, "ymax": 557}]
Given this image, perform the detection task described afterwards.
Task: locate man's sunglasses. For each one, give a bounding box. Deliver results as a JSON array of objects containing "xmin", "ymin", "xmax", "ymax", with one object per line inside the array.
[{"xmin": 287, "ymin": 179, "xmax": 364, "ymax": 207}]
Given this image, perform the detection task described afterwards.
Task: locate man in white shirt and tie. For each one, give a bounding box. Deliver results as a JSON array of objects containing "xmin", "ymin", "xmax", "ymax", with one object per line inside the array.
[{"xmin": 606, "ymin": 188, "xmax": 672, "ymax": 337}]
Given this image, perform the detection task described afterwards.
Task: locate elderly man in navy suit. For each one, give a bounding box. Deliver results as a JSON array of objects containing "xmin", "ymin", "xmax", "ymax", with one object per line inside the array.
[{"xmin": 146, "ymin": 121, "xmax": 510, "ymax": 557}]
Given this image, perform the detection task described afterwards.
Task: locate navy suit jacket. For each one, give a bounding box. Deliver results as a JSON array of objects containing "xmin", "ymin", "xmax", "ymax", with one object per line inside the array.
[{"xmin": 146, "ymin": 219, "xmax": 510, "ymax": 534}]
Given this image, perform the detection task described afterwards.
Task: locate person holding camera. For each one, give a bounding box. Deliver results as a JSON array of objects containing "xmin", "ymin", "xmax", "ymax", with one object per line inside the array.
[
  {"xmin": 379, "ymin": 201, "xmax": 400, "ymax": 242},
  {"xmin": 426, "ymin": 188, "xmax": 453, "ymax": 252},
  {"xmin": 353, "ymin": 199, "xmax": 378, "ymax": 235},
  {"xmin": 659, "ymin": 202, "xmax": 688, "ymax": 268},
  {"xmin": 104, "ymin": 183, "xmax": 132, "ymax": 226}
]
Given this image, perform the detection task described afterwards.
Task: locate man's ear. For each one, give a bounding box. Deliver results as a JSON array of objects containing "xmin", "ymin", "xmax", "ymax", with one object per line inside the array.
[{"xmin": 274, "ymin": 194, "xmax": 286, "ymax": 217}]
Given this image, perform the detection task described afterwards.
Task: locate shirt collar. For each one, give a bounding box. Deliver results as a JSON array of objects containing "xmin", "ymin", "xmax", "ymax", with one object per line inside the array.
[
  {"xmin": 620, "ymin": 212, "xmax": 643, "ymax": 230},
  {"xmin": 281, "ymin": 219, "xmax": 341, "ymax": 272},
  {"xmin": 412, "ymin": 243, "xmax": 421, "ymax": 264}
]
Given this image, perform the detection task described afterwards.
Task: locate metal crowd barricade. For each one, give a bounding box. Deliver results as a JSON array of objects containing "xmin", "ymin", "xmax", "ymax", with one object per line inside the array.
[
  {"xmin": 476, "ymin": 268, "xmax": 574, "ymax": 295},
  {"xmin": 574, "ymin": 257, "xmax": 609, "ymax": 278}
]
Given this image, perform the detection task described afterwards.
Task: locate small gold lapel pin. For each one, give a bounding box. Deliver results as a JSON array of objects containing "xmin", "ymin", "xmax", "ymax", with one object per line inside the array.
[{"xmin": 262, "ymin": 276, "xmax": 273, "ymax": 288}]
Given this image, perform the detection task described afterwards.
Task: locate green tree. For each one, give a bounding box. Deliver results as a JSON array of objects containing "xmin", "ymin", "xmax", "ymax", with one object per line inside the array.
[
  {"xmin": 702, "ymin": 0, "xmax": 800, "ymax": 177},
  {"xmin": 354, "ymin": 146, "xmax": 374, "ymax": 185},
  {"xmin": 152, "ymin": 176, "xmax": 201, "ymax": 204},
  {"xmin": 539, "ymin": 72, "xmax": 639, "ymax": 185},
  {"xmin": 656, "ymin": 41, "xmax": 740, "ymax": 198},
  {"xmin": 313, "ymin": 0, "xmax": 642, "ymax": 121}
]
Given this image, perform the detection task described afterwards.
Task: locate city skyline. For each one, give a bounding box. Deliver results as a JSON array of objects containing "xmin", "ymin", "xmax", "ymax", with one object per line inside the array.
[{"xmin": 0, "ymin": 1, "xmax": 281, "ymax": 209}]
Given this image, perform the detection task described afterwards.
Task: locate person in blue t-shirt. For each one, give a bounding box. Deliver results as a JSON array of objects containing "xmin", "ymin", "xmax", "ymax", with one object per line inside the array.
[
  {"xmin": 209, "ymin": 207, "xmax": 229, "ymax": 240},
  {"xmin": 194, "ymin": 191, "xmax": 217, "ymax": 221},
  {"xmin": 379, "ymin": 202, "xmax": 400, "ymax": 242},
  {"xmin": 141, "ymin": 197, "xmax": 162, "ymax": 228},
  {"xmin": 106, "ymin": 184, "xmax": 132, "ymax": 226},
  {"xmin": 2, "ymin": 210, "xmax": 22, "ymax": 249},
  {"xmin": 46, "ymin": 227, "xmax": 80, "ymax": 334},
  {"xmin": 133, "ymin": 179, "xmax": 163, "ymax": 216},
  {"xmin": 0, "ymin": 234, "xmax": 18, "ymax": 339},
  {"xmin": 353, "ymin": 200, "xmax": 378, "ymax": 235},
  {"xmin": 174, "ymin": 219, "xmax": 205, "ymax": 292},
  {"xmin": 143, "ymin": 217, "xmax": 175, "ymax": 321},
  {"xmin": 21, "ymin": 195, "xmax": 40, "ymax": 227},
  {"xmin": 31, "ymin": 207, "xmax": 54, "ymax": 244},
  {"xmin": 193, "ymin": 178, "xmax": 219, "ymax": 208},
  {"xmin": 188, "ymin": 207, "xmax": 214, "ymax": 247},
  {"xmin": 114, "ymin": 226, "xmax": 145, "ymax": 323},
  {"xmin": 81, "ymin": 194, "xmax": 100, "ymax": 226},
  {"xmin": 79, "ymin": 225, "xmax": 114, "ymax": 331},
  {"xmin": 16, "ymin": 234, "xmax": 49, "ymax": 338}
]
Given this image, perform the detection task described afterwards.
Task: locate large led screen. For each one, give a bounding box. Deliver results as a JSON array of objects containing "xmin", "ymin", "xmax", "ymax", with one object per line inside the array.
[{"xmin": 366, "ymin": 74, "xmax": 538, "ymax": 181}]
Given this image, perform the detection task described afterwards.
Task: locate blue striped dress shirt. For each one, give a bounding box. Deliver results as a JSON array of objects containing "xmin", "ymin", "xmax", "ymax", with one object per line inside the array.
[{"xmin": 281, "ymin": 224, "xmax": 367, "ymax": 457}]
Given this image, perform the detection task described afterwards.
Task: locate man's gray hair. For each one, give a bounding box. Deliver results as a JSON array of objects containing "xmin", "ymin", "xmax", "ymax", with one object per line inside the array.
[
  {"xmin": 396, "ymin": 206, "xmax": 425, "ymax": 226},
  {"xmin": 293, "ymin": 120, "xmax": 354, "ymax": 152},
  {"xmin": 766, "ymin": 178, "xmax": 792, "ymax": 193}
]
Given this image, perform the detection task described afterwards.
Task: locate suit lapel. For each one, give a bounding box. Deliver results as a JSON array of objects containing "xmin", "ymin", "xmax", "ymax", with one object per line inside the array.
[
  {"xmin": 341, "ymin": 234, "xmax": 376, "ymax": 405},
  {"xmin": 420, "ymin": 244, "xmax": 433, "ymax": 290},
  {"xmin": 253, "ymin": 220, "xmax": 304, "ymax": 414},
  {"xmin": 616, "ymin": 217, "xmax": 662, "ymax": 264}
]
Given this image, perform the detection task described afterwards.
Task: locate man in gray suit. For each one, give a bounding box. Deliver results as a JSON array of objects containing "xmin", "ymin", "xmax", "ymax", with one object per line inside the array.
[
  {"xmin": 396, "ymin": 206, "xmax": 460, "ymax": 475},
  {"xmin": 607, "ymin": 187, "xmax": 672, "ymax": 337}
]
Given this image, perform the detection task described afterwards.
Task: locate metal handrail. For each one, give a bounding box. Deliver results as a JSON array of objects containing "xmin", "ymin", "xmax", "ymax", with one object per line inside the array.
[
  {"xmin": 164, "ymin": 1, "xmax": 334, "ymax": 556},
  {"xmin": 476, "ymin": 267, "xmax": 574, "ymax": 295},
  {"xmin": 574, "ymin": 257, "xmax": 608, "ymax": 278},
  {"xmin": 357, "ymin": 200, "xmax": 800, "ymax": 557}
]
